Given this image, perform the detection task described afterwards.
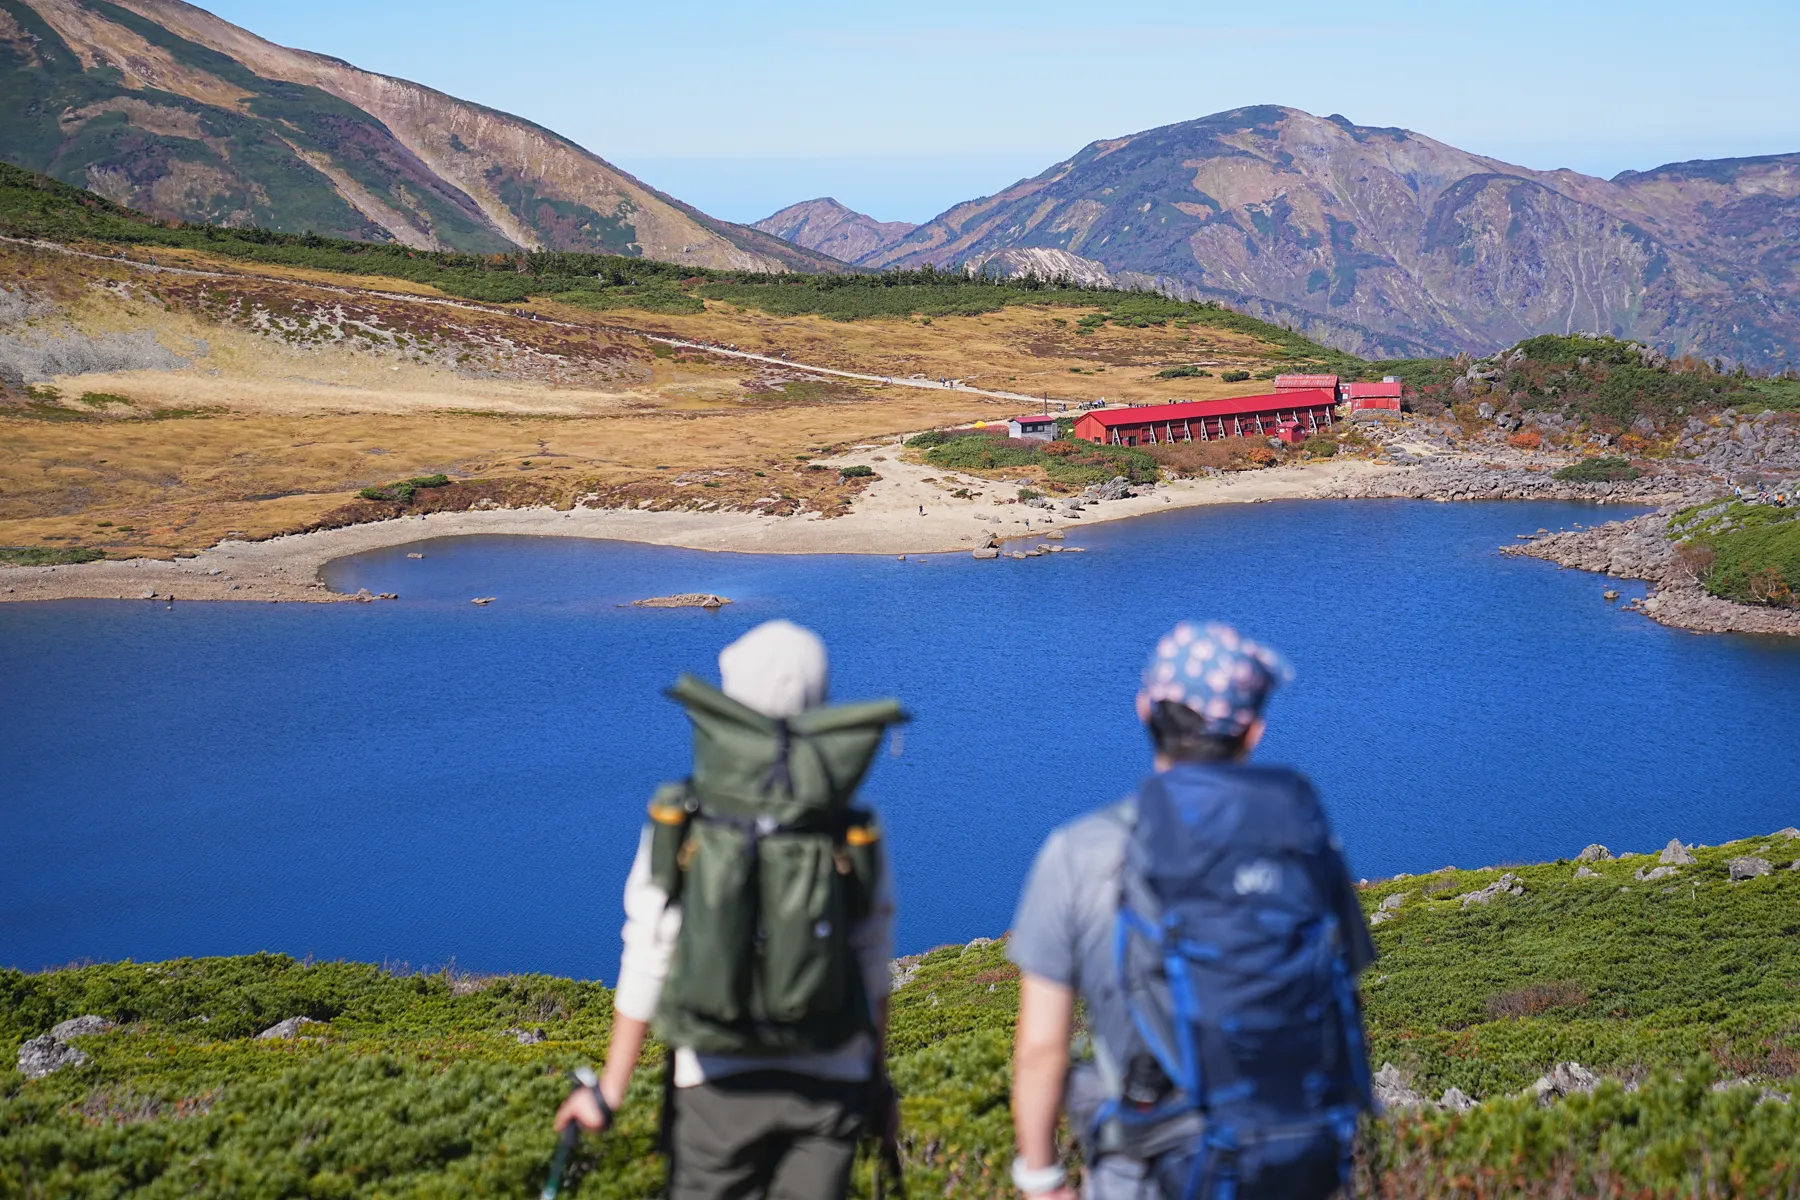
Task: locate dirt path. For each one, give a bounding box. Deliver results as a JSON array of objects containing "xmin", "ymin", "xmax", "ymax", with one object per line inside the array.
[{"xmin": 636, "ymin": 333, "xmax": 1063, "ymax": 410}]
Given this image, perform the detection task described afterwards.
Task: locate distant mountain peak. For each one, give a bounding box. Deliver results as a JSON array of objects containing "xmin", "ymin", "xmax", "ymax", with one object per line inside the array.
[
  {"xmin": 753, "ymin": 198, "xmax": 917, "ymax": 265},
  {"xmin": 859, "ymin": 105, "xmax": 1800, "ymax": 367}
]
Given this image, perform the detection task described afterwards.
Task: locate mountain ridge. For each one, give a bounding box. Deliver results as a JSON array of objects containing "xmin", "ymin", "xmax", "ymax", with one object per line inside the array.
[
  {"xmin": 0, "ymin": 0, "xmax": 846, "ymax": 272},
  {"xmin": 760, "ymin": 106, "xmax": 1800, "ymax": 367}
]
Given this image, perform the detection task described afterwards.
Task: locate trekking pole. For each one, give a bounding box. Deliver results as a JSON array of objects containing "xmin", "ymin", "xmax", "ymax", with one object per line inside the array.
[
  {"xmin": 880, "ymin": 1138, "xmax": 907, "ymax": 1200},
  {"xmin": 541, "ymin": 1065, "xmax": 599, "ymax": 1200}
]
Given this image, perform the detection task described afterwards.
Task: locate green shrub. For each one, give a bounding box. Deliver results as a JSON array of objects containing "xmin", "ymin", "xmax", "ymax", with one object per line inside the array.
[
  {"xmin": 1221, "ymin": 370, "xmax": 1252, "ymax": 383},
  {"xmin": 1553, "ymin": 456, "xmax": 1640, "ymax": 483},
  {"xmin": 6, "ymin": 836, "xmax": 1800, "ymax": 1197},
  {"xmin": 839, "ymin": 465, "xmax": 875, "ymax": 479},
  {"xmin": 0, "ymin": 546, "xmax": 104, "ymax": 565},
  {"xmin": 359, "ymin": 475, "xmax": 453, "ymax": 504},
  {"xmin": 1704, "ymin": 517, "xmax": 1800, "ymax": 606},
  {"xmin": 1155, "ymin": 365, "xmax": 1213, "ymax": 379},
  {"xmin": 923, "ymin": 436, "xmax": 1040, "ymax": 472},
  {"xmin": 549, "ymin": 287, "xmax": 704, "ymax": 315},
  {"xmin": 433, "ymin": 272, "xmax": 535, "ymax": 304},
  {"xmin": 904, "ymin": 431, "xmax": 951, "ymax": 448},
  {"xmin": 1301, "ymin": 435, "xmax": 1338, "ymax": 457}
]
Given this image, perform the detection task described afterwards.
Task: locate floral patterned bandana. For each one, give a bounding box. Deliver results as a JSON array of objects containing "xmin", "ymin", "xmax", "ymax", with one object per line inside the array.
[{"xmin": 1139, "ymin": 621, "xmax": 1293, "ymax": 737}]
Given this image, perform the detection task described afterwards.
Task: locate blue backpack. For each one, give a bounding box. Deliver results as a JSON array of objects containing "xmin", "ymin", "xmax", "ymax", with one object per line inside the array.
[{"xmin": 1101, "ymin": 765, "xmax": 1373, "ymax": 1200}]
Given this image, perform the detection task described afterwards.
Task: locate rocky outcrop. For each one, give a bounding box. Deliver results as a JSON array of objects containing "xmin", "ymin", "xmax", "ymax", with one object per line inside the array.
[
  {"xmin": 1373, "ymin": 1063, "xmax": 1428, "ymax": 1111},
  {"xmin": 1729, "ymin": 856, "xmax": 1775, "ymax": 881},
  {"xmin": 15, "ymin": 1015, "xmax": 113, "ymax": 1078},
  {"xmin": 256, "ymin": 1016, "xmax": 321, "ymax": 1040},
  {"xmin": 1507, "ymin": 513, "xmax": 1677, "ymax": 580},
  {"xmin": 1672, "ymin": 410, "xmax": 1800, "ymax": 482},
  {"xmin": 1458, "ymin": 873, "xmax": 1525, "ymax": 908},
  {"xmin": 17, "ymin": 1035, "xmax": 87, "ymax": 1078},
  {"xmin": 1660, "ymin": 839, "xmax": 1697, "ymax": 865},
  {"xmin": 1531, "ymin": 1062, "xmax": 1599, "ymax": 1103}
]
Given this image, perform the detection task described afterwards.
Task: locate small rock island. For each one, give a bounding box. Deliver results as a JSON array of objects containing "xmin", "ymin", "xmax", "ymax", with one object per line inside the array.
[{"xmin": 632, "ymin": 593, "xmax": 733, "ymax": 609}]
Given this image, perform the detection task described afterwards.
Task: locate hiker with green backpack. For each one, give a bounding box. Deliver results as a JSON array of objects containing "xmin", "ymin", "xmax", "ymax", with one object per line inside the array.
[
  {"xmin": 554, "ymin": 620, "xmax": 907, "ymax": 1200},
  {"xmin": 1007, "ymin": 622, "xmax": 1375, "ymax": 1200}
]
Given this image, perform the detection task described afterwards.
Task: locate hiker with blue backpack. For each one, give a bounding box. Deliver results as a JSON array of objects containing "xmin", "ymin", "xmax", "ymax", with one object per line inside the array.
[
  {"xmin": 553, "ymin": 620, "xmax": 907, "ymax": 1200},
  {"xmin": 1008, "ymin": 622, "xmax": 1375, "ymax": 1200}
]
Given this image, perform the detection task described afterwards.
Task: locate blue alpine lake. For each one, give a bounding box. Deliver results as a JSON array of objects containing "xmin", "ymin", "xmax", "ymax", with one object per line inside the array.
[{"xmin": 5, "ymin": 500, "xmax": 1799, "ymax": 981}]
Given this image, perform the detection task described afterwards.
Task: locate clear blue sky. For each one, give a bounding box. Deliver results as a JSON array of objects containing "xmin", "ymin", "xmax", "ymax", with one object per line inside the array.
[{"xmin": 205, "ymin": 0, "xmax": 1800, "ymax": 225}]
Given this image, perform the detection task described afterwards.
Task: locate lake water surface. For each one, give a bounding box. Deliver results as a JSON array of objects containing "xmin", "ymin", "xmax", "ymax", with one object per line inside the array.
[{"xmin": 5, "ymin": 500, "xmax": 1799, "ymax": 980}]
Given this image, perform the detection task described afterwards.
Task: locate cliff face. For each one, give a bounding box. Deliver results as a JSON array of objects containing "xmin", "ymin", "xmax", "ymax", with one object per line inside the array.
[
  {"xmin": 852, "ymin": 107, "xmax": 1800, "ymax": 367},
  {"xmin": 0, "ymin": 0, "xmax": 844, "ymax": 271},
  {"xmin": 752, "ymin": 198, "xmax": 915, "ymax": 264}
]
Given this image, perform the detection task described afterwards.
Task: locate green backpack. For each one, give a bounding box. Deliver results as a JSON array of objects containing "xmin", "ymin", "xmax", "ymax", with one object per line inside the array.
[{"xmin": 647, "ymin": 674, "xmax": 908, "ymax": 1055}]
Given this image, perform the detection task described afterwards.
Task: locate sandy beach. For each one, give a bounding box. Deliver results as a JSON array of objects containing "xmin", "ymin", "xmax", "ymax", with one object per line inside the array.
[{"xmin": 0, "ymin": 452, "xmax": 1404, "ymax": 603}]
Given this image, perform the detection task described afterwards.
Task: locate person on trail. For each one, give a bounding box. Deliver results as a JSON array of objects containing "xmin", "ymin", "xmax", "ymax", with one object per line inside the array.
[
  {"xmin": 1007, "ymin": 622, "xmax": 1375, "ymax": 1200},
  {"xmin": 554, "ymin": 620, "xmax": 905, "ymax": 1200}
]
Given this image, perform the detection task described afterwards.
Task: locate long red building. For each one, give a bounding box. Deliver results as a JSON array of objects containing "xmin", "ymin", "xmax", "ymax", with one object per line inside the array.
[{"xmin": 1071, "ymin": 389, "xmax": 1338, "ymax": 446}]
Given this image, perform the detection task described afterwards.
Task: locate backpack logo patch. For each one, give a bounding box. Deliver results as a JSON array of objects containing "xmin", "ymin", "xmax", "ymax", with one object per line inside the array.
[{"xmin": 1232, "ymin": 859, "xmax": 1281, "ymax": 896}]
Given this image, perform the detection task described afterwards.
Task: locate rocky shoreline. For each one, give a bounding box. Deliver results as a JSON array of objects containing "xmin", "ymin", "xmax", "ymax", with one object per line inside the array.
[
  {"xmin": 1504, "ymin": 510, "xmax": 1800, "ymax": 637},
  {"xmin": 0, "ymin": 449, "xmax": 1769, "ymax": 610}
]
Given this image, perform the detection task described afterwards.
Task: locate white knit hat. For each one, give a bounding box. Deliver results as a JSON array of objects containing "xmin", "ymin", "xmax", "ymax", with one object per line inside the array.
[{"xmin": 718, "ymin": 620, "xmax": 829, "ymax": 718}]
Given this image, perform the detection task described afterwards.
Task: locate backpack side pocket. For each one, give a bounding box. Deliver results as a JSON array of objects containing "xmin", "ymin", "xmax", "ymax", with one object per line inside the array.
[
  {"xmin": 646, "ymin": 784, "xmax": 694, "ymax": 900},
  {"xmin": 840, "ymin": 812, "xmax": 882, "ymax": 922}
]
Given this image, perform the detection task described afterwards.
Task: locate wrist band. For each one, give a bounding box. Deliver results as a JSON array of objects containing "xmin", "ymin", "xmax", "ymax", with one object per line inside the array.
[
  {"xmin": 1011, "ymin": 1156, "xmax": 1066, "ymax": 1195},
  {"xmin": 591, "ymin": 1084, "xmax": 615, "ymax": 1128}
]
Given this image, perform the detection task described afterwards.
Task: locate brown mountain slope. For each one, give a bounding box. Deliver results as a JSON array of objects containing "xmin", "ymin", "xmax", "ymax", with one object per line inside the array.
[
  {"xmin": 754, "ymin": 198, "xmax": 915, "ymax": 263},
  {"xmin": 862, "ymin": 106, "xmax": 1800, "ymax": 368},
  {"xmin": 3, "ymin": 0, "xmax": 844, "ymax": 272}
]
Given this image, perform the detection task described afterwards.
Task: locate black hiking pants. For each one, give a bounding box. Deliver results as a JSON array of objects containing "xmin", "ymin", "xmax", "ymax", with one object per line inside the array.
[{"xmin": 665, "ymin": 1071, "xmax": 867, "ymax": 1200}]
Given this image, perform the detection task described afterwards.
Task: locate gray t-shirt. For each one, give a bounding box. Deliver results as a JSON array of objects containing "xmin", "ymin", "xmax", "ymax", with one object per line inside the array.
[{"xmin": 1007, "ymin": 796, "xmax": 1375, "ymax": 1088}]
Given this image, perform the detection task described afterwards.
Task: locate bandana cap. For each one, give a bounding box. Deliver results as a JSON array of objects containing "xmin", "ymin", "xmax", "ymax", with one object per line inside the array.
[{"xmin": 1139, "ymin": 621, "xmax": 1293, "ymax": 737}]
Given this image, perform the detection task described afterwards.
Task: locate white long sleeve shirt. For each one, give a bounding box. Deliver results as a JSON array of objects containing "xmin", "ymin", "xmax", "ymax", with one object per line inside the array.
[{"xmin": 613, "ymin": 827, "xmax": 895, "ymax": 1087}]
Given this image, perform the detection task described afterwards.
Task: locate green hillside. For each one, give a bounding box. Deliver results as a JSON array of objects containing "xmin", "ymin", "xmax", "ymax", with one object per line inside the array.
[
  {"xmin": 0, "ymin": 163, "xmax": 1367, "ymax": 366},
  {"xmin": 0, "ymin": 0, "xmax": 512, "ymax": 250},
  {"xmin": 5, "ymin": 834, "xmax": 1798, "ymax": 1197}
]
